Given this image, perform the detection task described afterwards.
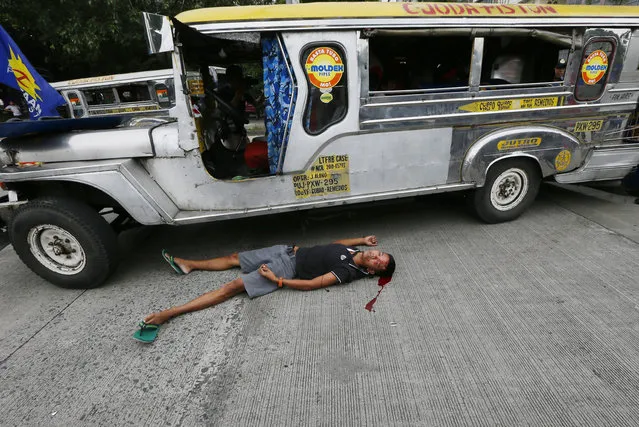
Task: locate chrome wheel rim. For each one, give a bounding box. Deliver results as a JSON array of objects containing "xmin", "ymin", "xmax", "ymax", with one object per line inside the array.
[
  {"xmin": 27, "ymin": 224, "xmax": 86, "ymax": 275},
  {"xmin": 490, "ymin": 168, "xmax": 529, "ymax": 211}
]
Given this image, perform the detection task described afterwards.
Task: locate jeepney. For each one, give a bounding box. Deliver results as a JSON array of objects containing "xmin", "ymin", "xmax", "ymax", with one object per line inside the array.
[
  {"xmin": 51, "ymin": 67, "xmax": 224, "ymax": 118},
  {"xmin": 1, "ymin": 2, "xmax": 639, "ymax": 289}
]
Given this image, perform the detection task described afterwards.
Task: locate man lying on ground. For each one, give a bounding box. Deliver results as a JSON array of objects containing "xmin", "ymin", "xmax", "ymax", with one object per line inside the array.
[{"xmin": 144, "ymin": 236, "xmax": 395, "ymax": 326}]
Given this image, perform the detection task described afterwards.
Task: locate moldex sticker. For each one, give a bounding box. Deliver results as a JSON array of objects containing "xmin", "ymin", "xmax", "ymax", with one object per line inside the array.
[
  {"xmin": 581, "ymin": 50, "xmax": 608, "ymax": 85},
  {"xmin": 305, "ymin": 47, "xmax": 344, "ymax": 89}
]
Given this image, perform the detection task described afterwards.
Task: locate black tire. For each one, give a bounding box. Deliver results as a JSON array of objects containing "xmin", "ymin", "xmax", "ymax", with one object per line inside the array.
[
  {"xmin": 9, "ymin": 198, "xmax": 119, "ymax": 289},
  {"xmin": 472, "ymin": 159, "xmax": 541, "ymax": 224}
]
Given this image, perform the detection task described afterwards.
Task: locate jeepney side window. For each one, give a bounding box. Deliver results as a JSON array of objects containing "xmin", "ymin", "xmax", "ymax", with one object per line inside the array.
[
  {"xmin": 575, "ymin": 39, "xmax": 615, "ymax": 102},
  {"xmin": 84, "ymin": 88, "xmax": 116, "ymax": 105},
  {"xmin": 369, "ymin": 36, "xmax": 472, "ymax": 93},
  {"xmin": 480, "ymin": 35, "xmax": 567, "ymax": 88},
  {"xmin": 116, "ymin": 84, "xmax": 152, "ymax": 103},
  {"xmin": 301, "ymin": 44, "xmax": 348, "ymax": 135}
]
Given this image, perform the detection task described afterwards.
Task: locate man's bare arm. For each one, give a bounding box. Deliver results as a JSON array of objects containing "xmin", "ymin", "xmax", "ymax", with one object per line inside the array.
[
  {"xmin": 281, "ymin": 272, "xmax": 338, "ymax": 291},
  {"xmin": 258, "ymin": 265, "xmax": 338, "ymax": 291},
  {"xmin": 333, "ymin": 235, "xmax": 378, "ymax": 247}
]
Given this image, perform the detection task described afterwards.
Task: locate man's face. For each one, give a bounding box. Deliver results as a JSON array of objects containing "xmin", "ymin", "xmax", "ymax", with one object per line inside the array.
[
  {"xmin": 554, "ymin": 67, "xmax": 565, "ymax": 80},
  {"xmin": 361, "ymin": 250, "xmax": 390, "ymax": 274}
]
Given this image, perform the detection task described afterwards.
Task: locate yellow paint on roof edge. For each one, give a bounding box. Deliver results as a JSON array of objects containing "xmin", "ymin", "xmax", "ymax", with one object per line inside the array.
[{"xmin": 176, "ymin": 2, "xmax": 639, "ymax": 24}]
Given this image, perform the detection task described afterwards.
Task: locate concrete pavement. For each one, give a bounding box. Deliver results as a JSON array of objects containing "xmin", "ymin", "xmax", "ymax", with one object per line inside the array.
[{"xmin": 2, "ymin": 185, "xmax": 639, "ymax": 425}]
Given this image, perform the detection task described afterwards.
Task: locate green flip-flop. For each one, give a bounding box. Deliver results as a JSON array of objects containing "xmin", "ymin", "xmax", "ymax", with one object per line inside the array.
[
  {"xmin": 132, "ymin": 321, "xmax": 160, "ymax": 343},
  {"xmin": 162, "ymin": 249, "xmax": 184, "ymax": 275}
]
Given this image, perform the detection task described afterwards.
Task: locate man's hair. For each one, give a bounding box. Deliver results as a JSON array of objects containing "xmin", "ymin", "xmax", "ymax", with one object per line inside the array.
[{"xmin": 378, "ymin": 253, "xmax": 396, "ymax": 278}]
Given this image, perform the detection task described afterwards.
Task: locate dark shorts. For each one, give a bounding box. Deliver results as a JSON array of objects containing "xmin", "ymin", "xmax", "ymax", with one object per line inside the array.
[{"xmin": 239, "ymin": 245, "xmax": 296, "ymax": 298}]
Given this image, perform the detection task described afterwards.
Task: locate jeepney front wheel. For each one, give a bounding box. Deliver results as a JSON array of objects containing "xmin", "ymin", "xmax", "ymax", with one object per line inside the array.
[
  {"xmin": 9, "ymin": 198, "xmax": 119, "ymax": 289},
  {"xmin": 472, "ymin": 159, "xmax": 540, "ymax": 224}
]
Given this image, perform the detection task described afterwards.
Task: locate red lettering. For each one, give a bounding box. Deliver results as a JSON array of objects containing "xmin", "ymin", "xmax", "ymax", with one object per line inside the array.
[
  {"xmin": 434, "ymin": 4, "xmax": 451, "ymax": 15},
  {"xmin": 539, "ymin": 5, "xmax": 558, "ymax": 14},
  {"xmin": 498, "ymin": 5, "xmax": 515, "ymax": 14},
  {"xmin": 464, "ymin": 4, "xmax": 480, "ymax": 15},
  {"xmin": 518, "ymin": 5, "xmax": 528, "ymax": 14},
  {"xmin": 420, "ymin": 4, "xmax": 436, "ymax": 15},
  {"xmin": 450, "ymin": 4, "xmax": 465, "ymax": 15},
  {"xmin": 529, "ymin": 5, "xmax": 542, "ymax": 14},
  {"xmin": 480, "ymin": 5, "xmax": 495, "ymax": 14},
  {"xmin": 402, "ymin": 3, "xmax": 419, "ymax": 15}
]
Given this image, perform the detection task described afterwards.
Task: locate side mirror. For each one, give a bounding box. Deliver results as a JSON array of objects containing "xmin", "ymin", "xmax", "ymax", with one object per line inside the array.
[{"xmin": 141, "ymin": 12, "xmax": 174, "ymax": 54}]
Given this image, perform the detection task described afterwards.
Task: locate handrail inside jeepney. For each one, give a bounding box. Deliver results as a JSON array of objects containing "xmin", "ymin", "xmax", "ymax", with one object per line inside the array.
[
  {"xmin": 361, "ymin": 28, "xmax": 579, "ymax": 49},
  {"xmin": 370, "ymin": 86, "xmax": 469, "ymax": 96},
  {"xmin": 477, "ymin": 81, "xmax": 565, "ymax": 90}
]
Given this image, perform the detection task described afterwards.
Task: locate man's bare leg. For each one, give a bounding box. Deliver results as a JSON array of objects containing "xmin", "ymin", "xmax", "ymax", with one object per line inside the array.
[
  {"xmin": 144, "ymin": 277, "xmax": 246, "ymax": 325},
  {"xmin": 172, "ymin": 253, "xmax": 241, "ymax": 274}
]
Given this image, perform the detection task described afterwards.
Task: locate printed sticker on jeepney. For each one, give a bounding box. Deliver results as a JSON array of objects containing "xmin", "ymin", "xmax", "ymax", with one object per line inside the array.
[
  {"xmin": 497, "ymin": 137, "xmax": 542, "ymax": 151},
  {"xmin": 293, "ymin": 155, "xmax": 350, "ymax": 199},
  {"xmin": 573, "ymin": 120, "xmax": 603, "ymax": 133}
]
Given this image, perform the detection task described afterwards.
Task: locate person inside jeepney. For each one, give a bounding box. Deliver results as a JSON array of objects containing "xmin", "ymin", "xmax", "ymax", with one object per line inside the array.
[
  {"xmin": 554, "ymin": 58, "xmax": 567, "ymax": 82},
  {"xmin": 4, "ymin": 101, "xmax": 22, "ymax": 117},
  {"xmin": 201, "ymin": 64, "xmax": 269, "ymax": 178}
]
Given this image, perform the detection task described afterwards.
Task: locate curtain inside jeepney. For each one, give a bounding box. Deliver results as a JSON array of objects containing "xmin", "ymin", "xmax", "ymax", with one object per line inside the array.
[{"xmin": 262, "ymin": 35, "xmax": 296, "ymax": 174}]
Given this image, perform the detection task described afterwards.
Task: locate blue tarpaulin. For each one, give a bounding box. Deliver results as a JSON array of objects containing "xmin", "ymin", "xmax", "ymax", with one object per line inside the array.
[
  {"xmin": 0, "ymin": 115, "xmax": 133, "ymax": 139},
  {"xmin": 0, "ymin": 25, "xmax": 66, "ymax": 120}
]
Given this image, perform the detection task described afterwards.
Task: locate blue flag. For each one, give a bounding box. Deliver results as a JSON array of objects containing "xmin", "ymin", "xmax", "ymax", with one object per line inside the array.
[{"xmin": 0, "ymin": 25, "xmax": 66, "ymax": 119}]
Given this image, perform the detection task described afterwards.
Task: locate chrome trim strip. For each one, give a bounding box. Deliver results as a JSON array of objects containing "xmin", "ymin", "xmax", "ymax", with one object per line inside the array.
[
  {"xmin": 173, "ymin": 183, "xmax": 475, "ymax": 225},
  {"xmin": 364, "ymin": 91, "xmax": 572, "ymax": 108},
  {"xmin": 0, "ymin": 160, "xmax": 128, "ymax": 180},
  {"xmin": 608, "ymin": 87, "xmax": 639, "ymax": 92},
  {"xmin": 190, "ymin": 18, "xmax": 639, "ymax": 35},
  {"xmin": 360, "ymin": 101, "xmax": 637, "ymax": 125}
]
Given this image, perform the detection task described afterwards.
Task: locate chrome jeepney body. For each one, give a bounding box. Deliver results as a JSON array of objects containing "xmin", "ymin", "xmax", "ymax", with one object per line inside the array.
[
  {"xmin": 1, "ymin": 3, "xmax": 639, "ymax": 288},
  {"xmin": 152, "ymin": 3, "xmax": 639, "ymax": 224},
  {"xmin": 3, "ymin": 3, "xmax": 639, "ymax": 224}
]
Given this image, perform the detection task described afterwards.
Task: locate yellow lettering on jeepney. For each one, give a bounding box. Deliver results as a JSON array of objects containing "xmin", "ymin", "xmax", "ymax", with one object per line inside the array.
[
  {"xmin": 497, "ymin": 137, "xmax": 542, "ymax": 151},
  {"xmin": 459, "ymin": 97, "xmax": 559, "ymax": 113}
]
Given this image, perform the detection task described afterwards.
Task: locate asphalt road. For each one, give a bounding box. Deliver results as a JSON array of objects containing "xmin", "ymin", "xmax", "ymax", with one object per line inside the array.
[{"xmin": 2, "ymin": 184, "xmax": 639, "ymax": 426}]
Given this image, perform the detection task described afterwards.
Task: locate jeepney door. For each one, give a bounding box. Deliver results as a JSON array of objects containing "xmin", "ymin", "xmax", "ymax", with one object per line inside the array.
[{"xmin": 279, "ymin": 31, "xmax": 360, "ymax": 174}]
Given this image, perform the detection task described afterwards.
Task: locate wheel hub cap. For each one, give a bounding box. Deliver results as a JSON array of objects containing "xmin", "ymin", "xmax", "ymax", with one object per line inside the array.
[
  {"xmin": 490, "ymin": 168, "xmax": 529, "ymax": 211},
  {"xmin": 28, "ymin": 225, "xmax": 86, "ymax": 275}
]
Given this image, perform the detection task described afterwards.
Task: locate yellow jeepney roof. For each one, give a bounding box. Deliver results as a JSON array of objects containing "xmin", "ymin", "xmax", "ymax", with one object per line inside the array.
[{"xmin": 176, "ymin": 2, "xmax": 639, "ymax": 24}]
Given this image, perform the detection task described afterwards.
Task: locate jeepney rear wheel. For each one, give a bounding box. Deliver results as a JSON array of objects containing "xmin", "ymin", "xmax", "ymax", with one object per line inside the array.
[
  {"xmin": 472, "ymin": 159, "xmax": 541, "ymax": 224},
  {"xmin": 9, "ymin": 197, "xmax": 119, "ymax": 289}
]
